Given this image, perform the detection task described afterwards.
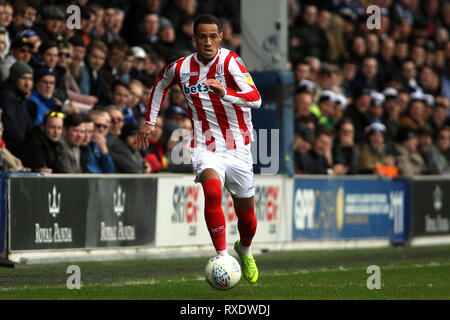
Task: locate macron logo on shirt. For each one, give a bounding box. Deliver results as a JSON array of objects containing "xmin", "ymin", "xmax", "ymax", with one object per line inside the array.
[{"xmin": 183, "ymin": 82, "xmax": 214, "ymax": 95}]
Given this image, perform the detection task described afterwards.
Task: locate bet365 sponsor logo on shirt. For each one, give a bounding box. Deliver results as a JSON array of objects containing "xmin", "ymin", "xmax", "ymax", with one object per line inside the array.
[{"xmin": 183, "ymin": 82, "xmax": 213, "ymax": 95}]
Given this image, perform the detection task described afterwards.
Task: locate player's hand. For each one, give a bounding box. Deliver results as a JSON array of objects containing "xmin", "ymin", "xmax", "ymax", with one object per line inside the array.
[
  {"xmin": 138, "ymin": 122, "xmax": 154, "ymax": 150},
  {"xmin": 205, "ymin": 79, "xmax": 226, "ymax": 98}
]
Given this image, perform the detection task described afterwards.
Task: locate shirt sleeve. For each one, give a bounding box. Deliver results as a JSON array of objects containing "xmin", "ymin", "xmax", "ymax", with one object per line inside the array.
[
  {"xmin": 144, "ymin": 61, "xmax": 179, "ymax": 125},
  {"xmin": 221, "ymin": 55, "xmax": 262, "ymax": 109}
]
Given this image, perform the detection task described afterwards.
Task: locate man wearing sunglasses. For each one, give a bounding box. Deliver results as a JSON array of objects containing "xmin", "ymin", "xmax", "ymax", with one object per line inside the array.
[{"xmin": 83, "ymin": 110, "xmax": 115, "ymax": 174}]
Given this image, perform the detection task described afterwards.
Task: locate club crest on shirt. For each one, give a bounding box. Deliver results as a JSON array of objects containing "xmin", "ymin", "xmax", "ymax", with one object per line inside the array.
[{"xmin": 216, "ymin": 64, "xmax": 224, "ymax": 75}]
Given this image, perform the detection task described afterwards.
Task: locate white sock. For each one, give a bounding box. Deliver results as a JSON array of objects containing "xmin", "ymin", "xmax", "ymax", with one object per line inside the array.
[
  {"xmin": 217, "ymin": 249, "xmax": 228, "ymax": 255},
  {"xmin": 238, "ymin": 243, "xmax": 251, "ymax": 256}
]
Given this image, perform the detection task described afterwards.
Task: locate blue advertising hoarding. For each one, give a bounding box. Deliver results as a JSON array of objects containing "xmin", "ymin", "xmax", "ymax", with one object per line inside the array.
[{"xmin": 292, "ymin": 177, "xmax": 410, "ymax": 241}]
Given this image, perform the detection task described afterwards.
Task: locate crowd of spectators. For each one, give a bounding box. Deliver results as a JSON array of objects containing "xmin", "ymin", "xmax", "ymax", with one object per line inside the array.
[
  {"xmin": 0, "ymin": 0, "xmax": 240, "ymax": 174},
  {"xmin": 291, "ymin": 0, "xmax": 450, "ymax": 176},
  {"xmin": 0, "ymin": 0, "xmax": 449, "ymax": 177}
]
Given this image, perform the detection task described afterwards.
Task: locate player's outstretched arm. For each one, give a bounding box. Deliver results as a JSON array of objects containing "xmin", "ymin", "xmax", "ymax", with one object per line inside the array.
[{"xmin": 144, "ymin": 59, "xmax": 181, "ymax": 127}]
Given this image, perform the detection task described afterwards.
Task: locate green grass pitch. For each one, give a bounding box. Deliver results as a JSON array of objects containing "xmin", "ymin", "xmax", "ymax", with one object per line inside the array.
[{"xmin": 0, "ymin": 244, "xmax": 449, "ymax": 300}]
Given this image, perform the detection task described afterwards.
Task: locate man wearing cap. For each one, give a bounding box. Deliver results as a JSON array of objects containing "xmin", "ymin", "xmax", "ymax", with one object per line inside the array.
[
  {"xmin": 109, "ymin": 121, "xmax": 150, "ymax": 173},
  {"xmin": 0, "ymin": 60, "xmax": 36, "ymax": 158},
  {"xmin": 333, "ymin": 93, "xmax": 347, "ymax": 124},
  {"xmin": 368, "ymin": 91, "xmax": 385, "ymax": 124},
  {"xmin": 154, "ymin": 17, "xmax": 178, "ymax": 60},
  {"xmin": 0, "ymin": 32, "xmax": 34, "ymax": 82},
  {"xmin": 130, "ymin": 46, "xmax": 147, "ymax": 80},
  {"xmin": 33, "ymin": 5, "xmax": 65, "ymax": 43},
  {"xmin": 393, "ymin": 126, "xmax": 426, "ymax": 176},
  {"xmin": 164, "ymin": 105, "xmax": 189, "ymax": 128},
  {"xmin": 15, "ymin": 29, "xmax": 41, "ymax": 54},
  {"xmin": 29, "ymin": 67, "xmax": 58, "ymax": 125},
  {"xmin": 359, "ymin": 121, "xmax": 389, "ymax": 174}
]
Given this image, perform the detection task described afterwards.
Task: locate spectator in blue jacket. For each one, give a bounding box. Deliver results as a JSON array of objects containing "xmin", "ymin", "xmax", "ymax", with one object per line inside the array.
[
  {"xmin": 82, "ymin": 111, "xmax": 115, "ymax": 173},
  {"xmin": 29, "ymin": 67, "xmax": 57, "ymax": 125}
]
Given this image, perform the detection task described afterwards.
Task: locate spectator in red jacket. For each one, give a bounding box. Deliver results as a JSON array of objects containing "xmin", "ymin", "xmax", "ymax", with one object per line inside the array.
[{"xmin": 145, "ymin": 115, "xmax": 165, "ymax": 173}]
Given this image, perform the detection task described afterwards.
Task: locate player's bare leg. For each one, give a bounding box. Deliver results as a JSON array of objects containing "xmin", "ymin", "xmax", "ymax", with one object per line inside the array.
[
  {"xmin": 233, "ymin": 195, "xmax": 259, "ymax": 284},
  {"xmin": 199, "ymin": 168, "xmax": 228, "ymax": 255}
]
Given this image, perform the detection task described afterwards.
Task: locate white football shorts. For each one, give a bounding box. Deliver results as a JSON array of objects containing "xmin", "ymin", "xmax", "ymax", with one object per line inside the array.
[{"xmin": 189, "ymin": 144, "xmax": 255, "ymax": 198}]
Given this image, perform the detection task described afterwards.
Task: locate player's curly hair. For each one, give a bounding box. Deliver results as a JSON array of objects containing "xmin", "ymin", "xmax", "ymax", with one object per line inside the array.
[{"xmin": 193, "ymin": 14, "xmax": 221, "ymax": 35}]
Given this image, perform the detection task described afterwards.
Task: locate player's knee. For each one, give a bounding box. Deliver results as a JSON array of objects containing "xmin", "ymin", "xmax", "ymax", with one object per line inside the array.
[{"xmin": 203, "ymin": 179, "xmax": 222, "ymax": 205}]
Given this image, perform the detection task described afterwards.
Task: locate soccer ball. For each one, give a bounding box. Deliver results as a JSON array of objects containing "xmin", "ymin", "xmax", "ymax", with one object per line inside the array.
[{"xmin": 204, "ymin": 254, "xmax": 241, "ymax": 290}]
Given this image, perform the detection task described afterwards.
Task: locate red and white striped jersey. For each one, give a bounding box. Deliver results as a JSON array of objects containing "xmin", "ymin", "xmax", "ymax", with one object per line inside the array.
[{"xmin": 145, "ymin": 48, "xmax": 261, "ymax": 152}]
